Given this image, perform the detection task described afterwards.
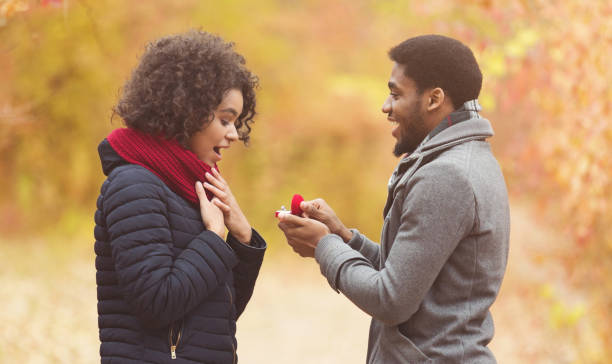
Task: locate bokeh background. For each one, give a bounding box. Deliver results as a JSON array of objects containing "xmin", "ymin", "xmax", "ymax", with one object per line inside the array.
[{"xmin": 0, "ymin": 0, "xmax": 610, "ymax": 363}]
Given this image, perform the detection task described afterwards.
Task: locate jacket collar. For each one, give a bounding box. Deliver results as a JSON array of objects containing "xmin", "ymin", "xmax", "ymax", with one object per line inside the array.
[
  {"xmin": 395, "ymin": 99, "xmax": 493, "ymax": 171},
  {"xmin": 426, "ymin": 99, "xmax": 483, "ymax": 141},
  {"xmin": 384, "ymin": 102, "xmax": 494, "ymax": 218},
  {"xmin": 98, "ymin": 138, "xmax": 128, "ymax": 176},
  {"xmin": 387, "ymin": 100, "xmax": 494, "ymax": 195}
]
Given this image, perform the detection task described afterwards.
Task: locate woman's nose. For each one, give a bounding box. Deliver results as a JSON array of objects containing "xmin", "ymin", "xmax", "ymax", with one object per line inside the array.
[{"xmin": 227, "ymin": 124, "xmax": 239, "ymax": 141}]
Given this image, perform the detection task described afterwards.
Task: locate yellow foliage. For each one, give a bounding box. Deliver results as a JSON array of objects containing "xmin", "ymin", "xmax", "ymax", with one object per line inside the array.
[
  {"xmin": 0, "ymin": 0, "xmax": 28, "ymax": 19},
  {"xmin": 0, "ymin": 0, "xmax": 611, "ymax": 360},
  {"xmin": 549, "ymin": 302, "xmax": 586, "ymax": 330}
]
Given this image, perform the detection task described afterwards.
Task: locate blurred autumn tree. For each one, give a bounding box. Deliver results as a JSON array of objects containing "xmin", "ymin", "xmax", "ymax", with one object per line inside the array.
[
  {"xmin": 0, "ymin": 0, "xmax": 609, "ymax": 361},
  {"xmin": 470, "ymin": 1, "xmax": 611, "ymax": 360}
]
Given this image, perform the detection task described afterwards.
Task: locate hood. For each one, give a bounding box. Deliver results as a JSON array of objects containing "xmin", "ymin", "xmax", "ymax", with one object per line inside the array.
[
  {"xmin": 389, "ymin": 116, "xmax": 494, "ymax": 184},
  {"xmin": 421, "ymin": 117, "xmax": 494, "ymax": 152},
  {"xmin": 384, "ymin": 116, "xmax": 495, "ymax": 218},
  {"xmin": 98, "ymin": 138, "xmax": 128, "ymax": 176},
  {"xmin": 394, "ymin": 116, "xmax": 494, "ymax": 172}
]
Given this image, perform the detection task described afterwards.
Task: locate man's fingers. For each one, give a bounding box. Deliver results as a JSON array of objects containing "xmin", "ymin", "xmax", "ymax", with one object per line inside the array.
[
  {"xmin": 289, "ymin": 244, "xmax": 303, "ymax": 256},
  {"xmin": 287, "ymin": 239, "xmax": 305, "ymax": 255},
  {"xmin": 277, "ymin": 213, "xmax": 307, "ymax": 226},
  {"xmin": 288, "ymin": 241, "xmax": 312, "ymax": 258},
  {"xmin": 302, "ymin": 199, "xmax": 326, "ymax": 217},
  {"xmin": 278, "ymin": 220, "xmax": 301, "ymax": 231},
  {"xmin": 300, "ymin": 201, "xmax": 313, "ymax": 216},
  {"xmin": 314, "ymin": 198, "xmax": 326, "ymax": 206}
]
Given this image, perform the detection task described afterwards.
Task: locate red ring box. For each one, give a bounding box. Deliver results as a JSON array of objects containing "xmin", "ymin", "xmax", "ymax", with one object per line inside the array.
[
  {"xmin": 291, "ymin": 194, "xmax": 304, "ymax": 216},
  {"xmin": 275, "ymin": 194, "xmax": 304, "ymax": 217}
]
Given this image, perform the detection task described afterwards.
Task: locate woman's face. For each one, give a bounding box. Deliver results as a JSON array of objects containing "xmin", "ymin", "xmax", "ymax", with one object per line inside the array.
[{"xmin": 188, "ymin": 89, "xmax": 244, "ymax": 165}]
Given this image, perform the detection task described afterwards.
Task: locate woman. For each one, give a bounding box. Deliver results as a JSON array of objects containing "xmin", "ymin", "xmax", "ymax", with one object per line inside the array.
[{"xmin": 94, "ymin": 30, "xmax": 266, "ymax": 363}]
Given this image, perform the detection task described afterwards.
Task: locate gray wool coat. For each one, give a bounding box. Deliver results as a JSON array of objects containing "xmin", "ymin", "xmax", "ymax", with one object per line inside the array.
[{"xmin": 315, "ymin": 115, "xmax": 510, "ymax": 363}]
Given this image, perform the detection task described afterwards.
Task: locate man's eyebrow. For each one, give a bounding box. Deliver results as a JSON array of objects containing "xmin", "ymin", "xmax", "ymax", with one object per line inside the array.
[{"xmin": 219, "ymin": 108, "xmax": 238, "ymax": 117}]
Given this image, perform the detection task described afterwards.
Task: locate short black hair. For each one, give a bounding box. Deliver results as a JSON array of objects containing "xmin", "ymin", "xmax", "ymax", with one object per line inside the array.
[
  {"xmin": 114, "ymin": 29, "xmax": 258, "ymax": 146},
  {"xmin": 388, "ymin": 35, "xmax": 482, "ymax": 109}
]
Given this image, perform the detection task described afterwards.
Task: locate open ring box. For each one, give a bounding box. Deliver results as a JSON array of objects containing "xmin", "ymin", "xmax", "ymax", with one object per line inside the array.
[{"xmin": 275, "ymin": 194, "xmax": 304, "ymax": 217}]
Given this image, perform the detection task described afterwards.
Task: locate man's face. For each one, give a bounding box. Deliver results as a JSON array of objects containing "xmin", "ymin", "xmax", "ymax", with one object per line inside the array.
[{"xmin": 382, "ymin": 63, "xmax": 428, "ymax": 157}]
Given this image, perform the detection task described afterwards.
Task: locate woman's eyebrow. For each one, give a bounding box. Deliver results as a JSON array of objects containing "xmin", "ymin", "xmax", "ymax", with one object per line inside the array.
[{"xmin": 219, "ymin": 108, "xmax": 238, "ymax": 116}]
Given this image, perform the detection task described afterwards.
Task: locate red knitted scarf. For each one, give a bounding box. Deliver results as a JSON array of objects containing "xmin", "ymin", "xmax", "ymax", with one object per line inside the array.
[{"xmin": 107, "ymin": 128, "xmax": 217, "ymax": 205}]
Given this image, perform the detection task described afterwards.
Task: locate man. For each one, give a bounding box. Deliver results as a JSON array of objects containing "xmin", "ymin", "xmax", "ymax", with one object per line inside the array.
[{"xmin": 277, "ymin": 35, "xmax": 510, "ymax": 363}]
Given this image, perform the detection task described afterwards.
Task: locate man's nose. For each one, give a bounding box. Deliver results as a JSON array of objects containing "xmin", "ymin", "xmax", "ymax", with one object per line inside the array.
[{"xmin": 382, "ymin": 97, "xmax": 391, "ymax": 114}]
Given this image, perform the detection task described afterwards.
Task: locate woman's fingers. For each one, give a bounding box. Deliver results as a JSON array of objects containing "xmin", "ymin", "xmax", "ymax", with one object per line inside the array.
[
  {"xmin": 195, "ymin": 181, "xmax": 209, "ymax": 202},
  {"xmin": 196, "ymin": 182, "xmax": 226, "ymax": 236},
  {"xmin": 211, "ymin": 168, "xmax": 227, "ymax": 184},
  {"xmin": 205, "ymin": 172, "xmax": 226, "ymax": 191},
  {"xmin": 212, "ymin": 198, "xmax": 231, "ymax": 213},
  {"xmin": 203, "ymin": 182, "xmax": 228, "ymax": 200},
  {"xmin": 204, "ymin": 171, "xmax": 251, "ymax": 243}
]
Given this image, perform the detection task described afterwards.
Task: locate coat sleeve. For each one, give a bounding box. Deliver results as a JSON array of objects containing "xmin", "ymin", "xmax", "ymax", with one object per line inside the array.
[
  {"xmin": 345, "ymin": 229, "xmax": 381, "ymax": 269},
  {"xmin": 314, "ymin": 163, "xmax": 475, "ymax": 325},
  {"xmin": 103, "ymin": 167, "xmax": 239, "ymax": 328},
  {"xmin": 226, "ymin": 229, "xmax": 267, "ymax": 318}
]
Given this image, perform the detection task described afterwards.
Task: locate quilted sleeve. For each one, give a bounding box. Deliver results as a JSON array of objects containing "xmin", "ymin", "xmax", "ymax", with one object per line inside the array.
[
  {"xmin": 226, "ymin": 229, "xmax": 267, "ymax": 318},
  {"xmin": 102, "ymin": 166, "xmax": 238, "ymax": 328}
]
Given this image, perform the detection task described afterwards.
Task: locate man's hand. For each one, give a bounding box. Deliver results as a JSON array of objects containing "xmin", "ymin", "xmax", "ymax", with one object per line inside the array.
[
  {"xmin": 203, "ymin": 169, "xmax": 252, "ymax": 244},
  {"xmin": 300, "ymin": 198, "xmax": 353, "ymax": 243},
  {"xmin": 277, "ymin": 214, "xmax": 330, "ymax": 258}
]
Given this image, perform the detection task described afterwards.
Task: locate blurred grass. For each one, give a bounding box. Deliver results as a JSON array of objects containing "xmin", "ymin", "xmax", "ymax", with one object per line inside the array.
[
  {"xmin": 0, "ymin": 234, "xmax": 98, "ymax": 362},
  {"xmin": 0, "ymin": 200, "xmax": 605, "ymax": 363}
]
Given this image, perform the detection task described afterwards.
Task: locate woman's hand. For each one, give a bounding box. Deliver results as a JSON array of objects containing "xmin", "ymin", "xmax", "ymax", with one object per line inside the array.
[
  {"xmin": 203, "ymin": 169, "xmax": 252, "ymax": 244},
  {"xmin": 195, "ymin": 181, "xmax": 225, "ymax": 238}
]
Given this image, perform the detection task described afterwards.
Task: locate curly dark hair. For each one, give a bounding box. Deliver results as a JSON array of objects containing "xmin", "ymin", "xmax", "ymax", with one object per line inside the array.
[
  {"xmin": 113, "ymin": 29, "xmax": 259, "ymax": 146},
  {"xmin": 389, "ymin": 35, "xmax": 482, "ymax": 109}
]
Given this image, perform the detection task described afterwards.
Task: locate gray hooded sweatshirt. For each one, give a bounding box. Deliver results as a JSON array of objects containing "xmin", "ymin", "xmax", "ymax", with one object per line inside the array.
[{"xmin": 315, "ymin": 106, "xmax": 510, "ymax": 363}]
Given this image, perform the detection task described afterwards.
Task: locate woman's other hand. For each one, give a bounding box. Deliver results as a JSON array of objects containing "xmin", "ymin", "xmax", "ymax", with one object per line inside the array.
[
  {"xmin": 195, "ymin": 181, "xmax": 226, "ymax": 238},
  {"xmin": 203, "ymin": 169, "xmax": 252, "ymax": 244}
]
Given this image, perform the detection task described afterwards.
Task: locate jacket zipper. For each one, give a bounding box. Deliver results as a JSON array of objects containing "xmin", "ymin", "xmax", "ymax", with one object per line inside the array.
[
  {"xmin": 169, "ymin": 320, "xmax": 184, "ymax": 360},
  {"xmin": 225, "ymin": 284, "xmax": 237, "ymax": 364}
]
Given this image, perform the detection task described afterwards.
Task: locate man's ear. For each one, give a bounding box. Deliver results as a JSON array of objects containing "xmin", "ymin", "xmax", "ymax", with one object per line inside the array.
[{"xmin": 426, "ymin": 87, "xmax": 445, "ymax": 111}]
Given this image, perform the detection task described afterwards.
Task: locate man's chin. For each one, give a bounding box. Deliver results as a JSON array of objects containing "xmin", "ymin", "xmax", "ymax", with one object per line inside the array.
[
  {"xmin": 393, "ymin": 140, "xmax": 415, "ymax": 157},
  {"xmin": 393, "ymin": 145, "xmax": 404, "ymax": 158}
]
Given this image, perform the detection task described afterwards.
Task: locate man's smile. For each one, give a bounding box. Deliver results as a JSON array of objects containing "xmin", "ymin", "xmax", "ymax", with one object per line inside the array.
[{"xmin": 388, "ymin": 117, "xmax": 400, "ymax": 138}]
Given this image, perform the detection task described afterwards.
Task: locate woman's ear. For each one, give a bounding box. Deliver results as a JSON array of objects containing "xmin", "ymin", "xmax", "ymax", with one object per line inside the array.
[{"xmin": 426, "ymin": 87, "xmax": 445, "ymax": 111}]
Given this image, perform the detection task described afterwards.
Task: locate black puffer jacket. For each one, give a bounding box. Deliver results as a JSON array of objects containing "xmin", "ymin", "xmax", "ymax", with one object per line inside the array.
[{"xmin": 94, "ymin": 140, "xmax": 266, "ymax": 363}]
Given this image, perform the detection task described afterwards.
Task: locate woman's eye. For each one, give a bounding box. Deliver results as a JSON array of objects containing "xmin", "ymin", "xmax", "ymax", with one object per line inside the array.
[{"xmin": 221, "ymin": 120, "xmax": 230, "ymax": 126}]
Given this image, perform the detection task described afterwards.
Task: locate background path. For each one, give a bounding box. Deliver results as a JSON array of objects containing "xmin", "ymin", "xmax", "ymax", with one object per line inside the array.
[{"xmin": 0, "ymin": 202, "xmax": 579, "ymax": 363}]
